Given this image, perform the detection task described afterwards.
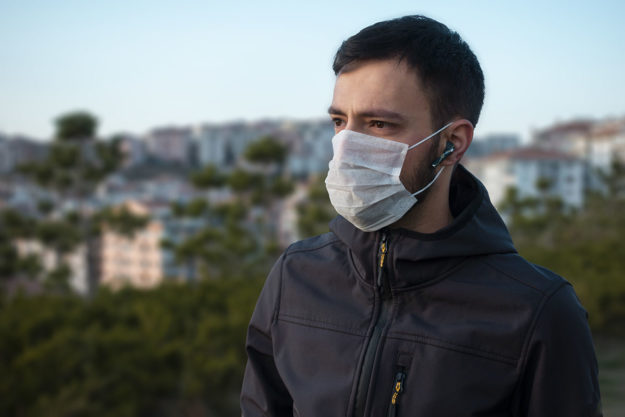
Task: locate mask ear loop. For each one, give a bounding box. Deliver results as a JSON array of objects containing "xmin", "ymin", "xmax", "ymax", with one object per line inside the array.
[
  {"xmin": 407, "ymin": 121, "xmax": 454, "ymax": 150},
  {"xmin": 407, "ymin": 121, "xmax": 454, "ymax": 201},
  {"xmin": 411, "ymin": 166, "xmax": 445, "ymax": 200}
]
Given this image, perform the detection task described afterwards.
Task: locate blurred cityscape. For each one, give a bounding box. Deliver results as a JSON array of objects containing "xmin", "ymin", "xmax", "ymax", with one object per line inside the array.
[
  {"xmin": 1, "ymin": 114, "xmax": 624, "ymax": 295},
  {"xmin": 2, "ymin": 113, "xmax": 625, "ymax": 415}
]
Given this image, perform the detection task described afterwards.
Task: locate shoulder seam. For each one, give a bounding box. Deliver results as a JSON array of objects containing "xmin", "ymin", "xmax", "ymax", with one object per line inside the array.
[
  {"xmin": 285, "ymin": 235, "xmax": 340, "ymax": 256},
  {"xmin": 482, "ymin": 255, "xmax": 550, "ymax": 294}
]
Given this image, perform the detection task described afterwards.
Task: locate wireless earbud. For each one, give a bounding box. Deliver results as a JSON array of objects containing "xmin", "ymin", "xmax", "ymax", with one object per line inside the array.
[{"xmin": 431, "ymin": 141, "xmax": 455, "ymax": 168}]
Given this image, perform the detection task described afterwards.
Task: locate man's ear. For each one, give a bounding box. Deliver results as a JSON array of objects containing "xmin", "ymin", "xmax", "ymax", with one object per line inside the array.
[{"xmin": 439, "ymin": 119, "xmax": 474, "ymax": 166}]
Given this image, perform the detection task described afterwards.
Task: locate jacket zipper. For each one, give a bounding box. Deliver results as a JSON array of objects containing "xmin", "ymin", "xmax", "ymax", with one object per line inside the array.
[
  {"xmin": 387, "ymin": 370, "xmax": 406, "ymax": 417},
  {"xmin": 353, "ymin": 232, "xmax": 392, "ymax": 417}
]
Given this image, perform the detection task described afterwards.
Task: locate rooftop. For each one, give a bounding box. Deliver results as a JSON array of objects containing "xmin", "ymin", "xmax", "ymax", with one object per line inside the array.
[{"xmin": 483, "ymin": 147, "xmax": 579, "ymax": 162}]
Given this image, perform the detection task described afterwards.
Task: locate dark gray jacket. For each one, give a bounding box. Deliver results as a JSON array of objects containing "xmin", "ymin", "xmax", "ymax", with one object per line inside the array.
[{"xmin": 241, "ymin": 165, "xmax": 602, "ymax": 417}]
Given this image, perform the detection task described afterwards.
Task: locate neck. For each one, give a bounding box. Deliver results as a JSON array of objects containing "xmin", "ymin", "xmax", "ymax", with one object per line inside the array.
[{"xmin": 391, "ymin": 170, "xmax": 453, "ymax": 234}]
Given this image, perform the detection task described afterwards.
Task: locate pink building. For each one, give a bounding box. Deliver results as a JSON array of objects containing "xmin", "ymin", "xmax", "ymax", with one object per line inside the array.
[
  {"xmin": 99, "ymin": 201, "xmax": 165, "ymax": 290},
  {"xmin": 99, "ymin": 200, "xmax": 207, "ymax": 290}
]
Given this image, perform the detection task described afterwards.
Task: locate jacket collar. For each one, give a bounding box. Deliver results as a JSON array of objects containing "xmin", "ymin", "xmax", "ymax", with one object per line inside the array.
[{"xmin": 329, "ymin": 164, "xmax": 517, "ymax": 290}]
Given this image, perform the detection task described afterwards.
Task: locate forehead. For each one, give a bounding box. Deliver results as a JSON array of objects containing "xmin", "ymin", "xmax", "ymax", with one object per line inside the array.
[{"xmin": 332, "ymin": 59, "xmax": 429, "ymax": 118}]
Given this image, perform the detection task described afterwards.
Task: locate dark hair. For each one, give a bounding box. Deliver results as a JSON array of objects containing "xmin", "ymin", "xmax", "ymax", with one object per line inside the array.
[{"xmin": 333, "ymin": 15, "xmax": 485, "ymax": 130}]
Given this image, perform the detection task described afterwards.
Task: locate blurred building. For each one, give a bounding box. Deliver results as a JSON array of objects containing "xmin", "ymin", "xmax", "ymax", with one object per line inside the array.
[
  {"xmin": 99, "ymin": 200, "xmax": 207, "ymax": 290},
  {"xmin": 465, "ymin": 133, "xmax": 521, "ymax": 159},
  {"xmin": 530, "ymin": 117, "xmax": 625, "ymax": 189},
  {"xmin": 118, "ymin": 134, "xmax": 147, "ymax": 168},
  {"xmin": 193, "ymin": 118, "xmax": 334, "ymax": 177},
  {"xmin": 145, "ymin": 127, "xmax": 192, "ymax": 164},
  {"xmin": 466, "ymin": 147, "xmax": 585, "ymax": 209},
  {"xmin": 95, "ymin": 174, "xmax": 199, "ymax": 207},
  {"xmin": 3, "ymin": 179, "xmax": 55, "ymax": 216},
  {"xmin": 194, "ymin": 121, "xmax": 272, "ymax": 170},
  {"xmin": 531, "ymin": 120, "xmax": 594, "ymax": 156},
  {"xmin": 0, "ymin": 134, "xmax": 48, "ymax": 173},
  {"xmin": 531, "ymin": 117, "xmax": 625, "ymax": 168},
  {"xmin": 15, "ymin": 239, "xmax": 89, "ymax": 295},
  {"xmin": 465, "ymin": 117, "xmax": 625, "ymax": 212},
  {"xmin": 586, "ymin": 118, "xmax": 625, "ymax": 172},
  {"xmin": 283, "ymin": 120, "xmax": 335, "ymax": 178}
]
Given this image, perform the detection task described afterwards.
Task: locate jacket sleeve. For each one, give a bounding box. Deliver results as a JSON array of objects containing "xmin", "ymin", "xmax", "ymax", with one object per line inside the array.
[
  {"xmin": 240, "ymin": 253, "xmax": 293, "ymax": 417},
  {"xmin": 515, "ymin": 283, "xmax": 602, "ymax": 417}
]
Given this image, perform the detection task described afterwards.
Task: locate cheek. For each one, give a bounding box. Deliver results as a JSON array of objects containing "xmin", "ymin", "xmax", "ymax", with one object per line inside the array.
[
  {"xmin": 399, "ymin": 152, "xmax": 420, "ymax": 188},
  {"xmin": 399, "ymin": 150, "xmax": 435, "ymax": 190}
]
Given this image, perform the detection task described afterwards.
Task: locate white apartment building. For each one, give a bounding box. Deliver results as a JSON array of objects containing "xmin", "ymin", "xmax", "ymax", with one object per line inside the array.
[
  {"xmin": 194, "ymin": 121, "xmax": 279, "ymax": 169},
  {"xmin": 532, "ymin": 120, "xmax": 594, "ymax": 156},
  {"xmin": 466, "ymin": 147, "xmax": 585, "ymax": 209},
  {"xmin": 193, "ymin": 119, "xmax": 334, "ymax": 178},
  {"xmin": 587, "ymin": 119, "xmax": 625, "ymax": 172},
  {"xmin": 533, "ymin": 118, "xmax": 625, "ymax": 171}
]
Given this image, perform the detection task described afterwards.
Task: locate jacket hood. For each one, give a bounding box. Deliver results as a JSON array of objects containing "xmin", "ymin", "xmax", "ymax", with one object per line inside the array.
[{"xmin": 329, "ymin": 164, "xmax": 517, "ymax": 289}]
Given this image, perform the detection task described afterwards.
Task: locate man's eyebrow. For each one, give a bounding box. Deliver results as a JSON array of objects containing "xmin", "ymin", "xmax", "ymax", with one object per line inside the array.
[
  {"xmin": 327, "ymin": 106, "xmax": 345, "ymax": 116},
  {"xmin": 327, "ymin": 106, "xmax": 407, "ymax": 122}
]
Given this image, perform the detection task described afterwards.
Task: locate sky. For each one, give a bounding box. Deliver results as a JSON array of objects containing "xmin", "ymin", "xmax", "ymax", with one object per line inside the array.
[{"xmin": 1, "ymin": 0, "xmax": 624, "ymax": 142}]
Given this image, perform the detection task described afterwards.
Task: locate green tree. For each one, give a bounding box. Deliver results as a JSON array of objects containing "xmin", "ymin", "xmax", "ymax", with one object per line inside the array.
[
  {"xmin": 190, "ymin": 164, "xmax": 226, "ymax": 189},
  {"xmin": 93, "ymin": 206, "xmax": 149, "ymax": 238},
  {"xmin": 0, "ymin": 209, "xmax": 45, "ymax": 285},
  {"xmin": 500, "ymin": 160, "xmax": 625, "ymax": 334},
  {"xmin": 498, "ymin": 176, "xmax": 570, "ymax": 247},
  {"xmin": 242, "ymin": 136, "xmax": 294, "ymax": 241},
  {"xmin": 243, "ymin": 135, "xmax": 288, "ymax": 166},
  {"xmin": 17, "ymin": 111, "xmax": 126, "ymax": 293},
  {"xmin": 297, "ymin": 175, "xmax": 336, "ymax": 239},
  {"xmin": 15, "ymin": 254, "xmax": 44, "ymax": 281},
  {"xmin": 597, "ymin": 158, "xmax": 625, "ymax": 197},
  {"xmin": 0, "ymin": 231, "xmax": 18, "ymax": 280},
  {"xmin": 36, "ymin": 200, "xmax": 54, "ymax": 216},
  {"xmin": 0, "ymin": 276, "xmax": 264, "ymax": 416},
  {"xmin": 54, "ymin": 111, "xmax": 98, "ymax": 141},
  {"xmin": 172, "ymin": 134, "xmax": 298, "ymax": 282},
  {"xmin": 227, "ymin": 168, "xmax": 265, "ymax": 193}
]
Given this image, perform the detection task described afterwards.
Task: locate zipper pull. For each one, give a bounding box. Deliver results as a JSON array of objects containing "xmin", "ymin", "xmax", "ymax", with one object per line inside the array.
[
  {"xmin": 388, "ymin": 371, "xmax": 406, "ymax": 417},
  {"xmin": 376, "ymin": 232, "xmax": 388, "ymax": 289}
]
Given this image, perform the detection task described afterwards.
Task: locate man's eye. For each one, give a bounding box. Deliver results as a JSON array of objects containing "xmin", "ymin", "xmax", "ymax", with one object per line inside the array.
[
  {"xmin": 371, "ymin": 121, "xmax": 387, "ymax": 129},
  {"xmin": 332, "ymin": 118, "xmax": 344, "ymax": 127}
]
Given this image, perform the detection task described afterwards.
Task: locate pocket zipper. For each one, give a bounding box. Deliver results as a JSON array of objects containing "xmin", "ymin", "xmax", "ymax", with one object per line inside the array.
[{"xmin": 387, "ymin": 370, "xmax": 406, "ymax": 417}]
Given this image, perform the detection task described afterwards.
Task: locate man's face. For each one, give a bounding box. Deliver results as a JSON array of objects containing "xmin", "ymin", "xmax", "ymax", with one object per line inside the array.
[{"xmin": 328, "ymin": 58, "xmax": 440, "ymax": 194}]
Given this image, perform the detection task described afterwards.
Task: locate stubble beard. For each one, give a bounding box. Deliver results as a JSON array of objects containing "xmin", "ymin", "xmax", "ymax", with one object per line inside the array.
[
  {"xmin": 401, "ymin": 136, "xmax": 441, "ymax": 200},
  {"xmin": 395, "ymin": 137, "xmax": 443, "ymax": 224}
]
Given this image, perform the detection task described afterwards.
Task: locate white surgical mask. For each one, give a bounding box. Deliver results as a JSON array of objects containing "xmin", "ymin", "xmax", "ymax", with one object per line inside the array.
[{"xmin": 325, "ymin": 122, "xmax": 453, "ymax": 232}]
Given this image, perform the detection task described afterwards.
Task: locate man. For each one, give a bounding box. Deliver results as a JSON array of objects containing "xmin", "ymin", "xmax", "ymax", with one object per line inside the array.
[{"xmin": 241, "ymin": 15, "xmax": 601, "ymax": 417}]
